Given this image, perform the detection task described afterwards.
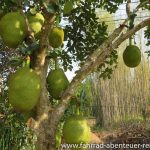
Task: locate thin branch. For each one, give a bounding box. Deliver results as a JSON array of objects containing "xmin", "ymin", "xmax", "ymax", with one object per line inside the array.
[
  {"xmin": 126, "ymin": 0, "xmax": 132, "ymax": 18},
  {"xmin": 138, "ymin": 0, "xmax": 150, "ymax": 9},
  {"xmin": 113, "ymin": 18, "xmax": 150, "ymax": 48}
]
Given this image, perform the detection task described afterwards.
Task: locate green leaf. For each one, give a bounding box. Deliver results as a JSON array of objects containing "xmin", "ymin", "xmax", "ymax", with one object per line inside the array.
[
  {"xmin": 42, "ymin": 0, "xmax": 60, "ymax": 13},
  {"xmin": 10, "ymin": 0, "xmax": 17, "ymax": 4},
  {"xmin": 63, "ymin": 0, "xmax": 74, "ymax": 15},
  {"xmin": 8, "ymin": 57, "xmax": 23, "ymax": 67}
]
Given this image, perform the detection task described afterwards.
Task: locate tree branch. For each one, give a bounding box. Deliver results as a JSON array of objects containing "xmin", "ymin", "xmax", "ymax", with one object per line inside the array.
[
  {"xmin": 126, "ymin": 0, "xmax": 131, "ymax": 17},
  {"xmin": 138, "ymin": 0, "xmax": 150, "ymax": 9},
  {"xmin": 113, "ymin": 18, "xmax": 150, "ymax": 48}
]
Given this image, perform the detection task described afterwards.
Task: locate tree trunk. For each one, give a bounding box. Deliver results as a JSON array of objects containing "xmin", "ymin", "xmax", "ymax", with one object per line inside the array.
[{"xmin": 30, "ymin": 13, "xmax": 57, "ymax": 150}]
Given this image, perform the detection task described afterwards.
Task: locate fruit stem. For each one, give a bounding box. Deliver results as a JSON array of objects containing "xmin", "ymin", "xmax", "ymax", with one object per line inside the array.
[
  {"xmin": 72, "ymin": 105, "xmax": 76, "ymax": 114},
  {"xmin": 25, "ymin": 56, "xmax": 30, "ymax": 68},
  {"xmin": 56, "ymin": 16, "xmax": 60, "ymax": 27},
  {"xmin": 75, "ymin": 100, "xmax": 80, "ymax": 115},
  {"xmin": 75, "ymin": 107, "xmax": 80, "ymax": 115},
  {"xmin": 54, "ymin": 58, "xmax": 59, "ymax": 70},
  {"xmin": 129, "ymin": 37, "xmax": 132, "ymax": 45}
]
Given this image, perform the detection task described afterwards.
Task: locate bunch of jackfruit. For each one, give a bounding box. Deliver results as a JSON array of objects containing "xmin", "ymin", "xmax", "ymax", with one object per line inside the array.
[
  {"xmin": 0, "ymin": 11, "xmax": 64, "ymax": 48},
  {"xmin": 0, "ymin": 11, "xmax": 65, "ymax": 117}
]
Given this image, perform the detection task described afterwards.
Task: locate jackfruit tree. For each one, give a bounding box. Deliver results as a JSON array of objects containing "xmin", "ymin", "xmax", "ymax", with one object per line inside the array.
[{"xmin": 0, "ymin": 0, "xmax": 150, "ymax": 150}]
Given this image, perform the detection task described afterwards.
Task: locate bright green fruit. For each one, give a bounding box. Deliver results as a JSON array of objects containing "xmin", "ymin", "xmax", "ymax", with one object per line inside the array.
[
  {"xmin": 49, "ymin": 27, "xmax": 64, "ymax": 48},
  {"xmin": 47, "ymin": 68, "xmax": 69, "ymax": 99},
  {"xmin": 28, "ymin": 13, "xmax": 44, "ymax": 36},
  {"xmin": 63, "ymin": 115, "xmax": 91, "ymax": 150},
  {"xmin": 0, "ymin": 11, "xmax": 27, "ymax": 48},
  {"xmin": 8, "ymin": 67, "xmax": 41, "ymax": 112},
  {"xmin": 123, "ymin": 45, "xmax": 141, "ymax": 68}
]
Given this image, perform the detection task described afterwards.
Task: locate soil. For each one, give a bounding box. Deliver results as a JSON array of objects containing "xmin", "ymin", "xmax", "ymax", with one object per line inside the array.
[{"xmin": 90, "ymin": 122, "xmax": 150, "ymax": 150}]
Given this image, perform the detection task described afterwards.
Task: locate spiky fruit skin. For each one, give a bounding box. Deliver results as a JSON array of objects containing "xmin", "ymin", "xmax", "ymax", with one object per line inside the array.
[
  {"xmin": 28, "ymin": 13, "xmax": 44, "ymax": 36},
  {"xmin": 47, "ymin": 68, "xmax": 69, "ymax": 99},
  {"xmin": 123, "ymin": 45, "xmax": 141, "ymax": 68},
  {"xmin": 63, "ymin": 115, "xmax": 91, "ymax": 150},
  {"xmin": 49, "ymin": 27, "xmax": 64, "ymax": 48},
  {"xmin": 8, "ymin": 67, "xmax": 41, "ymax": 112},
  {"xmin": 0, "ymin": 11, "xmax": 27, "ymax": 48}
]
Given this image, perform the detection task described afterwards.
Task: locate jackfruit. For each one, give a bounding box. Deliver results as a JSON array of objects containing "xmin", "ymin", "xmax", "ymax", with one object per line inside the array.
[
  {"xmin": 46, "ymin": 68, "xmax": 69, "ymax": 99},
  {"xmin": 0, "ymin": 11, "xmax": 27, "ymax": 48},
  {"xmin": 63, "ymin": 115, "xmax": 91, "ymax": 150},
  {"xmin": 123, "ymin": 45, "xmax": 141, "ymax": 68},
  {"xmin": 8, "ymin": 66, "xmax": 41, "ymax": 112},
  {"xmin": 49, "ymin": 27, "xmax": 64, "ymax": 48},
  {"xmin": 28, "ymin": 13, "xmax": 45, "ymax": 37}
]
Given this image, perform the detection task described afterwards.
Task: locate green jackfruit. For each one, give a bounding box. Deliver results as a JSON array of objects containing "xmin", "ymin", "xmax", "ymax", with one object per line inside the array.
[
  {"xmin": 28, "ymin": 13, "xmax": 45, "ymax": 36},
  {"xmin": 49, "ymin": 27, "xmax": 64, "ymax": 48},
  {"xmin": 0, "ymin": 11, "xmax": 27, "ymax": 48},
  {"xmin": 123, "ymin": 45, "xmax": 141, "ymax": 68},
  {"xmin": 47, "ymin": 68, "xmax": 69, "ymax": 99},
  {"xmin": 63, "ymin": 115, "xmax": 91, "ymax": 150},
  {"xmin": 8, "ymin": 67, "xmax": 41, "ymax": 112}
]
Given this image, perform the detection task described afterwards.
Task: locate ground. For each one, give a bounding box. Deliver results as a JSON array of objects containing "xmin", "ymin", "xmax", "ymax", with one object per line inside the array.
[{"xmin": 90, "ymin": 121, "xmax": 150, "ymax": 150}]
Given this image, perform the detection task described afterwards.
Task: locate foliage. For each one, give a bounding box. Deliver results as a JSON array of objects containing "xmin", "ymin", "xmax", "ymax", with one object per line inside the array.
[{"xmin": 0, "ymin": 91, "xmax": 36, "ymax": 150}]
